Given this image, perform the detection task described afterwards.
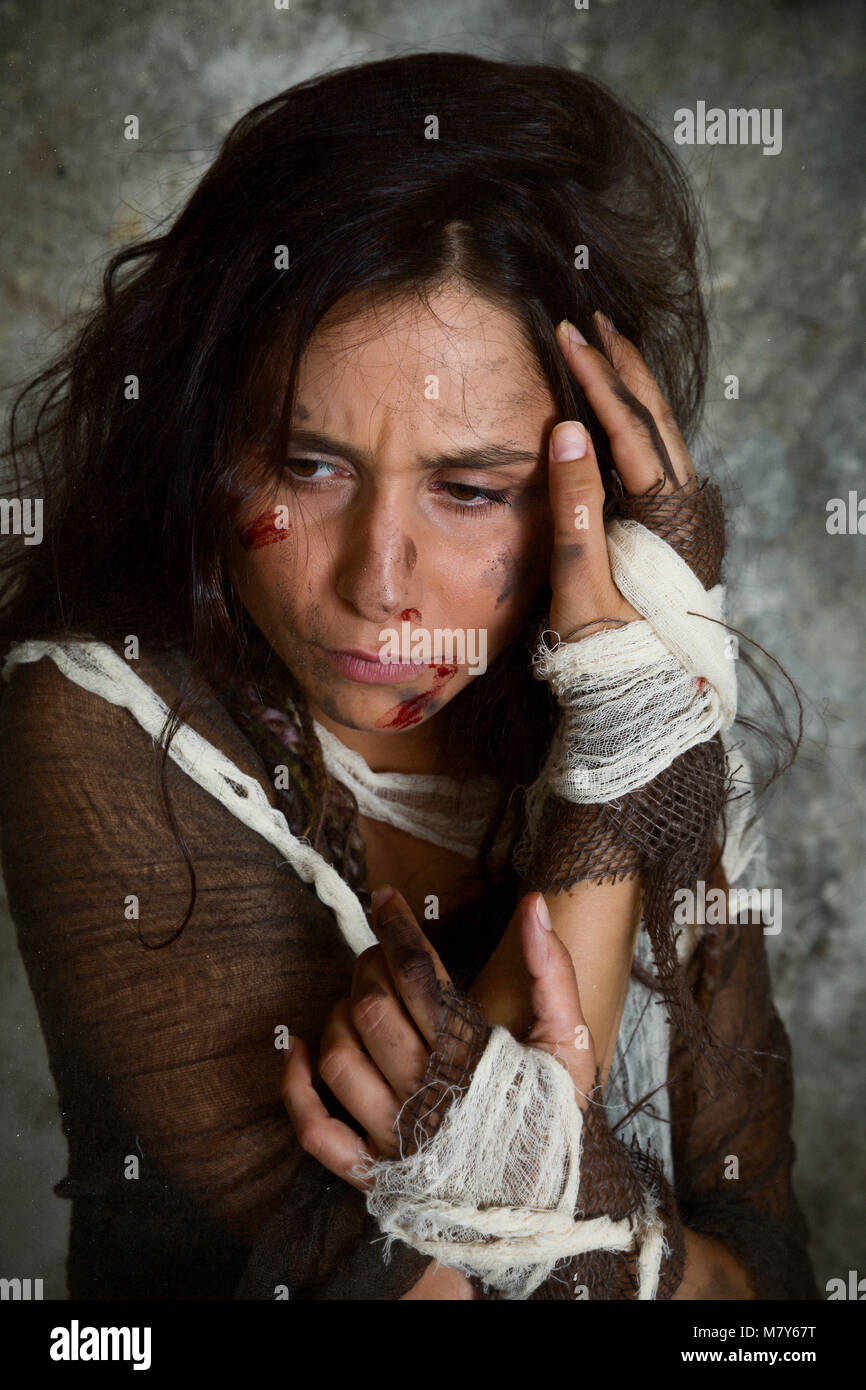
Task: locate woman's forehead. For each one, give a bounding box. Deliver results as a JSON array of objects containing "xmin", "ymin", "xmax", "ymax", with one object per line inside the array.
[{"xmin": 293, "ymin": 284, "xmax": 553, "ymax": 438}]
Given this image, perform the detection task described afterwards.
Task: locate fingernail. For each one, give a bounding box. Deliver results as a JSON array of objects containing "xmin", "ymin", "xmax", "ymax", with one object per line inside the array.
[
  {"xmin": 551, "ymin": 421, "xmax": 588, "ymax": 462},
  {"xmin": 534, "ymin": 893, "xmax": 553, "ymax": 931},
  {"xmin": 371, "ymin": 885, "xmax": 394, "ymax": 912},
  {"xmin": 594, "ymin": 310, "xmax": 617, "ymax": 335},
  {"xmin": 556, "ymin": 319, "xmax": 587, "ymax": 346}
]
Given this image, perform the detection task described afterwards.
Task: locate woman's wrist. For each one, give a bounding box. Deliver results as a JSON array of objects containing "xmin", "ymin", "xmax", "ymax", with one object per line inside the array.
[
  {"xmin": 673, "ymin": 1228, "xmax": 757, "ymax": 1301},
  {"xmin": 400, "ymin": 1260, "xmax": 478, "ymax": 1300}
]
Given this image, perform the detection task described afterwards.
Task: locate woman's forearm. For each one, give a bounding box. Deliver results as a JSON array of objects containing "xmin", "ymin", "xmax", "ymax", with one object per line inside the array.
[
  {"xmin": 545, "ymin": 877, "xmax": 643, "ymax": 1086},
  {"xmin": 468, "ymin": 876, "xmax": 643, "ymax": 1089}
]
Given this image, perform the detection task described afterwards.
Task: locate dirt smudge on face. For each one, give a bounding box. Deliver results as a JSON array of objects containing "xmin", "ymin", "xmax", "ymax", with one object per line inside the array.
[{"xmin": 482, "ymin": 549, "xmax": 541, "ymax": 607}]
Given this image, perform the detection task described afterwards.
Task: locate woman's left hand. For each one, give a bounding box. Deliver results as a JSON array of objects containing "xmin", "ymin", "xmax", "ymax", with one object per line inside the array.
[
  {"xmin": 547, "ymin": 310, "xmax": 698, "ymax": 645},
  {"xmin": 280, "ymin": 886, "xmax": 596, "ymax": 1192}
]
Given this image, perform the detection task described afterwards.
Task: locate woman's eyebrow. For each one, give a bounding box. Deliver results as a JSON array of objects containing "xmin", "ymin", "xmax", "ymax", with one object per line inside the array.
[{"xmin": 286, "ymin": 427, "xmax": 540, "ymax": 471}]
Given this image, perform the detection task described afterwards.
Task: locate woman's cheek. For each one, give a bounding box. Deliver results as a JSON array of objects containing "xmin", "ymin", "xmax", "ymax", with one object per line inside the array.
[
  {"xmin": 473, "ymin": 518, "xmax": 551, "ymax": 634},
  {"xmin": 231, "ymin": 507, "xmax": 304, "ymax": 634},
  {"xmin": 422, "ymin": 553, "xmax": 543, "ymax": 682},
  {"xmin": 237, "ymin": 505, "xmax": 293, "ymax": 552}
]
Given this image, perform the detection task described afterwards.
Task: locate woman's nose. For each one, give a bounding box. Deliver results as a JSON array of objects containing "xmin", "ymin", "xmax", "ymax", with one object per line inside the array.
[{"xmin": 333, "ymin": 512, "xmax": 418, "ymax": 623}]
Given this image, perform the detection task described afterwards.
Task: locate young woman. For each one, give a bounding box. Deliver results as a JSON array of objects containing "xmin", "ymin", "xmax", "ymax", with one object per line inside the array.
[{"xmin": 0, "ymin": 52, "xmax": 816, "ymax": 1300}]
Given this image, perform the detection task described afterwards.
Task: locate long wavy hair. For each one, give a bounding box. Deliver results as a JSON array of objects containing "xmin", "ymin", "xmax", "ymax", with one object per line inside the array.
[{"xmin": 0, "ymin": 52, "xmax": 798, "ymax": 948}]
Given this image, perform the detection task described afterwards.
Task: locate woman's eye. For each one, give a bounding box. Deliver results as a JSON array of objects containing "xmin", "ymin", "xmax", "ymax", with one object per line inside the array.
[
  {"xmin": 286, "ymin": 457, "xmax": 342, "ymax": 481},
  {"xmin": 447, "ymin": 482, "xmax": 486, "ymax": 502},
  {"xmin": 436, "ymin": 481, "xmax": 514, "ymax": 512}
]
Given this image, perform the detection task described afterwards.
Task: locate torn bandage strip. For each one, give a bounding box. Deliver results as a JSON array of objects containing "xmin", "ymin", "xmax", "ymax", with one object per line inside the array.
[
  {"xmin": 606, "ymin": 517, "xmax": 736, "ymax": 723},
  {"xmin": 530, "ymin": 517, "xmax": 737, "ymax": 808},
  {"xmin": 357, "ymin": 1024, "xmax": 675, "ymax": 1301}
]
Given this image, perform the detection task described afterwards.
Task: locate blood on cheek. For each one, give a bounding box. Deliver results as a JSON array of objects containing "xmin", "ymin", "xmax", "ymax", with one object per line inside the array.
[
  {"xmin": 374, "ymin": 665, "xmax": 457, "ymax": 730},
  {"xmin": 238, "ymin": 511, "xmax": 292, "ymax": 551}
]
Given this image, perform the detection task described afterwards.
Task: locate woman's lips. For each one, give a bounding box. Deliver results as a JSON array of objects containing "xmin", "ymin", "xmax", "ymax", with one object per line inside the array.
[{"xmin": 320, "ymin": 647, "xmax": 432, "ymax": 685}]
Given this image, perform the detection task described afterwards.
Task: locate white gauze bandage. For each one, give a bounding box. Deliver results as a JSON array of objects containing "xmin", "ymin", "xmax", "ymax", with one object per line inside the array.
[
  {"xmin": 361, "ymin": 1025, "xmax": 668, "ymax": 1301},
  {"xmin": 533, "ymin": 518, "xmax": 738, "ymax": 804}
]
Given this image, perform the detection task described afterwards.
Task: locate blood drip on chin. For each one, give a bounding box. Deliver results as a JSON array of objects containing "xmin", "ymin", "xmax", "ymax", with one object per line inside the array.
[
  {"xmin": 374, "ymin": 665, "xmax": 457, "ymax": 730},
  {"xmin": 239, "ymin": 512, "xmax": 291, "ymax": 551}
]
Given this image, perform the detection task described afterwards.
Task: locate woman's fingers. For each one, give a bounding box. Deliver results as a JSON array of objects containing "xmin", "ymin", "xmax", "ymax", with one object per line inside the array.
[
  {"xmin": 547, "ymin": 417, "xmax": 639, "ymax": 641},
  {"xmin": 368, "ymin": 886, "xmax": 455, "ymax": 1047},
  {"xmin": 349, "ymin": 941, "xmax": 431, "ymax": 1102},
  {"xmin": 318, "ymin": 998, "xmax": 403, "ymax": 1158},
  {"xmin": 555, "ymin": 315, "xmax": 694, "ymax": 495},
  {"xmin": 520, "ymin": 893, "xmax": 598, "ymax": 1107},
  {"xmin": 289, "ymin": 891, "xmax": 462, "ymax": 1178},
  {"xmin": 592, "ymin": 313, "xmax": 695, "ymax": 488},
  {"xmin": 280, "ymin": 1034, "xmax": 376, "ymax": 1191}
]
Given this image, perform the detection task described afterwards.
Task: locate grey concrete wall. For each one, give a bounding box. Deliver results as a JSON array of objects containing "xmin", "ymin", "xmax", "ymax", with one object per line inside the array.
[{"xmin": 1, "ymin": 0, "xmax": 863, "ymax": 1299}]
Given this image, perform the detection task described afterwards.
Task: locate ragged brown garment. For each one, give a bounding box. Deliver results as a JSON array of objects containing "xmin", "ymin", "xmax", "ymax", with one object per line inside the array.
[{"xmin": 0, "ymin": 641, "xmax": 817, "ymax": 1300}]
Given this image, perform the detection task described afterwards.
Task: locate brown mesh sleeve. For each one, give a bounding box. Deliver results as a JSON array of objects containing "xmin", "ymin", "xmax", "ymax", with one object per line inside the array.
[
  {"xmin": 396, "ymin": 983, "xmax": 493, "ymax": 1156},
  {"xmin": 0, "ymin": 651, "xmax": 429, "ymax": 1300},
  {"xmin": 668, "ymin": 890, "xmax": 819, "ymax": 1300},
  {"xmin": 527, "ymin": 1077, "xmax": 687, "ymax": 1301}
]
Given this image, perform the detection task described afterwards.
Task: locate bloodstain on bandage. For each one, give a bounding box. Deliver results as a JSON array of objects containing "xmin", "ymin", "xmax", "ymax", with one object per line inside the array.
[
  {"xmin": 696, "ymin": 677, "xmax": 707, "ymax": 693},
  {"xmin": 400, "ymin": 608, "xmax": 422, "ymax": 622},
  {"xmin": 239, "ymin": 511, "xmax": 291, "ymax": 551},
  {"xmin": 375, "ymin": 664, "xmax": 457, "ymax": 730}
]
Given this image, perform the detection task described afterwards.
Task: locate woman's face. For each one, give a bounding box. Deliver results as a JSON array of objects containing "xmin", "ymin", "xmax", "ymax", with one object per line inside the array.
[{"xmin": 230, "ymin": 280, "xmax": 558, "ymax": 742}]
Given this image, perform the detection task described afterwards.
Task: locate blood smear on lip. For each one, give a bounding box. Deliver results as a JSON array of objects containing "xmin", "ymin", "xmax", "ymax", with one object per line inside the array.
[
  {"xmin": 400, "ymin": 608, "xmax": 421, "ymax": 622},
  {"xmin": 239, "ymin": 512, "xmax": 291, "ymax": 551},
  {"xmin": 375, "ymin": 664, "xmax": 457, "ymax": 730}
]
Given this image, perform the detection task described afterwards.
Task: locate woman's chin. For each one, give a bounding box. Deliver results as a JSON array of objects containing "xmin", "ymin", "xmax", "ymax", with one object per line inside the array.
[{"xmin": 306, "ymin": 678, "xmax": 461, "ymax": 736}]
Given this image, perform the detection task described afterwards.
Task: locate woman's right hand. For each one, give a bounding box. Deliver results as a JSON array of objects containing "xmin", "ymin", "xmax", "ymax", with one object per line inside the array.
[{"xmin": 280, "ymin": 887, "xmax": 598, "ymax": 1199}]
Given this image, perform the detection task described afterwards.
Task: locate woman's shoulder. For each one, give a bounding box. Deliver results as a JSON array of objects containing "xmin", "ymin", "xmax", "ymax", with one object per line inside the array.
[
  {"xmin": 0, "ymin": 637, "xmax": 129, "ymax": 772},
  {"xmin": 0, "ymin": 635, "xmax": 279, "ymax": 815}
]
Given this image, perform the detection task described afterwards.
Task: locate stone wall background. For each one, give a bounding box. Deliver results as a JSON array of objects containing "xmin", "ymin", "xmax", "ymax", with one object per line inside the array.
[{"xmin": 1, "ymin": 0, "xmax": 863, "ymax": 1299}]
